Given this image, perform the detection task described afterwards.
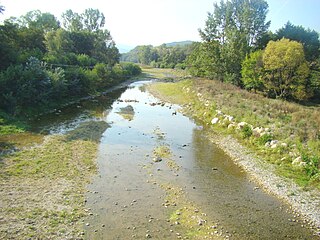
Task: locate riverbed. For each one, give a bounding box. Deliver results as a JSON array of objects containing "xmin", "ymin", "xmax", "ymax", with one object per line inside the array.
[{"xmin": 82, "ymin": 81, "xmax": 316, "ymax": 239}]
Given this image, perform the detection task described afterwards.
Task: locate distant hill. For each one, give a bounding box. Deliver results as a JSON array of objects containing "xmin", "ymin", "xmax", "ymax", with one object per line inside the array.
[{"xmin": 165, "ymin": 41, "xmax": 194, "ymax": 47}]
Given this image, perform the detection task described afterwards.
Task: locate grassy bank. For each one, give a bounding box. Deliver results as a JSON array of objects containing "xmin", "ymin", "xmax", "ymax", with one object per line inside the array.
[
  {"xmin": 0, "ymin": 121, "xmax": 108, "ymax": 239},
  {"xmin": 146, "ymin": 71, "xmax": 320, "ymax": 190}
]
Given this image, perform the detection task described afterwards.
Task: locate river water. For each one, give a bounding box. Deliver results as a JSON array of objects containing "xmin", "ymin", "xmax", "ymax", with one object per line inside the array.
[{"xmin": 31, "ymin": 80, "xmax": 316, "ymax": 239}]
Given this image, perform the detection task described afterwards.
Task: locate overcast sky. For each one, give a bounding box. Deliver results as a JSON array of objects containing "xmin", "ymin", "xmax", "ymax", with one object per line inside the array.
[{"xmin": 1, "ymin": 0, "xmax": 319, "ymax": 48}]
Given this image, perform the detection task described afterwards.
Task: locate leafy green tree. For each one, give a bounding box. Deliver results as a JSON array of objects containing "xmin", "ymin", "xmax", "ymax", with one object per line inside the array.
[
  {"xmin": 44, "ymin": 29, "xmax": 73, "ymax": 55},
  {"xmin": 263, "ymin": 38, "xmax": 310, "ymax": 100},
  {"xmin": 19, "ymin": 10, "xmax": 60, "ymax": 32},
  {"xmin": 198, "ymin": 0, "xmax": 270, "ymax": 85},
  {"xmin": 0, "ymin": 22, "xmax": 19, "ymax": 69},
  {"xmin": 241, "ymin": 50, "xmax": 264, "ymax": 91},
  {"xmin": 61, "ymin": 10, "xmax": 83, "ymax": 31},
  {"xmin": 68, "ymin": 31, "xmax": 94, "ymax": 55},
  {"xmin": 136, "ymin": 45, "xmax": 154, "ymax": 65},
  {"xmin": 186, "ymin": 42, "xmax": 224, "ymax": 80},
  {"xmin": 82, "ymin": 8, "xmax": 105, "ymax": 32},
  {"xmin": 276, "ymin": 22, "xmax": 320, "ymax": 61}
]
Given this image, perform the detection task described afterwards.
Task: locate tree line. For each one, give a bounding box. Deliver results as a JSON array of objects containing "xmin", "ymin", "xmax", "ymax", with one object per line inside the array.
[
  {"xmin": 0, "ymin": 7, "xmax": 141, "ymax": 117},
  {"xmin": 188, "ymin": 0, "xmax": 320, "ymax": 102},
  {"xmin": 121, "ymin": 0, "xmax": 320, "ymax": 102},
  {"xmin": 121, "ymin": 42, "xmax": 195, "ymax": 69}
]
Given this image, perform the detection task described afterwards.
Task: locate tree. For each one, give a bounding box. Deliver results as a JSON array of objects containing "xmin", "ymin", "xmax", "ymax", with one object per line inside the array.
[
  {"xmin": 241, "ymin": 50, "xmax": 264, "ymax": 91},
  {"xmin": 263, "ymin": 38, "xmax": 310, "ymax": 100},
  {"xmin": 186, "ymin": 42, "xmax": 224, "ymax": 79},
  {"xmin": 61, "ymin": 10, "xmax": 83, "ymax": 32},
  {"xmin": 198, "ymin": 0, "xmax": 270, "ymax": 85},
  {"xmin": 19, "ymin": 10, "xmax": 60, "ymax": 32},
  {"xmin": 136, "ymin": 45, "xmax": 154, "ymax": 65},
  {"xmin": 81, "ymin": 8, "xmax": 105, "ymax": 32},
  {"xmin": 44, "ymin": 28, "xmax": 73, "ymax": 56},
  {"xmin": 0, "ymin": 21, "xmax": 19, "ymax": 69},
  {"xmin": 276, "ymin": 22, "xmax": 320, "ymax": 61}
]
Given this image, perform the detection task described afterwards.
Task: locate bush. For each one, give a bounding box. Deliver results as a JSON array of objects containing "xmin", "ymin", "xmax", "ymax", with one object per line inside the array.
[
  {"xmin": 258, "ymin": 134, "xmax": 273, "ymax": 145},
  {"xmin": 119, "ymin": 62, "xmax": 141, "ymax": 76},
  {"xmin": 241, "ymin": 124, "xmax": 253, "ymax": 139},
  {"xmin": 301, "ymin": 152, "xmax": 319, "ymax": 178}
]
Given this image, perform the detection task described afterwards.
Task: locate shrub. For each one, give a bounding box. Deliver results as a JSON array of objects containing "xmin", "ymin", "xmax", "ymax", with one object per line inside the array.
[
  {"xmin": 241, "ymin": 124, "xmax": 253, "ymax": 139},
  {"xmin": 258, "ymin": 133, "xmax": 273, "ymax": 145},
  {"xmin": 301, "ymin": 152, "xmax": 320, "ymax": 178}
]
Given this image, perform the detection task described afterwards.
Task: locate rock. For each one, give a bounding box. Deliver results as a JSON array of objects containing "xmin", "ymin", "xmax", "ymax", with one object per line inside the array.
[
  {"xmin": 270, "ymin": 140, "xmax": 278, "ymax": 145},
  {"xmin": 146, "ymin": 233, "xmax": 152, "ymax": 238},
  {"xmin": 292, "ymin": 156, "xmax": 305, "ymax": 168},
  {"xmin": 253, "ymin": 127, "xmax": 264, "ymax": 137},
  {"xmin": 216, "ymin": 110, "xmax": 223, "ymax": 116},
  {"xmin": 153, "ymin": 157, "xmax": 162, "ymax": 162},
  {"xmin": 299, "ymin": 162, "xmax": 307, "ymax": 167},
  {"xmin": 198, "ymin": 219, "xmax": 206, "ymax": 226},
  {"xmin": 237, "ymin": 122, "xmax": 247, "ymax": 129},
  {"xmin": 225, "ymin": 115, "xmax": 234, "ymax": 122},
  {"xmin": 228, "ymin": 123, "xmax": 236, "ymax": 129},
  {"xmin": 211, "ymin": 118, "xmax": 219, "ymax": 125},
  {"xmin": 271, "ymin": 143, "xmax": 278, "ymax": 149}
]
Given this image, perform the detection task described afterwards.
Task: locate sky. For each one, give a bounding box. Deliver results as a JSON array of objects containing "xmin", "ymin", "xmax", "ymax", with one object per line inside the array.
[{"xmin": 1, "ymin": 0, "xmax": 319, "ymax": 50}]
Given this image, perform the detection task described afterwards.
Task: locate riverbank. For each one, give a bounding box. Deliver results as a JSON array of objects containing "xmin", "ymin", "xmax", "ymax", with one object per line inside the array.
[
  {"xmin": 146, "ymin": 74, "xmax": 320, "ymax": 236},
  {"xmin": 0, "ymin": 73, "xmax": 145, "ymax": 239},
  {"xmin": 0, "ymin": 121, "xmax": 108, "ymax": 239}
]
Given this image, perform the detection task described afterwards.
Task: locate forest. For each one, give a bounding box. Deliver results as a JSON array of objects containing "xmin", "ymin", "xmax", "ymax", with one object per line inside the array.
[
  {"xmin": 124, "ymin": 0, "xmax": 320, "ymax": 102},
  {"xmin": 0, "ymin": 7, "xmax": 141, "ymax": 117}
]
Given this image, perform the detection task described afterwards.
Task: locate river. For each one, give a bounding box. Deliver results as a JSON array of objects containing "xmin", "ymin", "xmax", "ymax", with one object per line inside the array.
[{"xmin": 31, "ymin": 80, "xmax": 317, "ymax": 239}]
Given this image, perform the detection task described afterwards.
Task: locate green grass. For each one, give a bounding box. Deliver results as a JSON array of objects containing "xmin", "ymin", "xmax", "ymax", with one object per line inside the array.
[
  {"xmin": 147, "ymin": 69, "xmax": 320, "ymax": 189},
  {"xmin": 0, "ymin": 111, "xmax": 28, "ymax": 136}
]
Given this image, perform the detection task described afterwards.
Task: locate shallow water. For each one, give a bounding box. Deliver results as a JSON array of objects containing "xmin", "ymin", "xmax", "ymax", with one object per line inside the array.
[{"xmin": 82, "ymin": 81, "xmax": 316, "ymax": 239}]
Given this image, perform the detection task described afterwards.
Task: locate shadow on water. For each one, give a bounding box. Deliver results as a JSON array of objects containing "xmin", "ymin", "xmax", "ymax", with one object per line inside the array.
[
  {"xmin": 29, "ymin": 87, "xmax": 126, "ymax": 134},
  {"xmin": 84, "ymin": 81, "xmax": 317, "ymax": 239},
  {"xmin": 0, "ymin": 85, "xmax": 127, "ymax": 156}
]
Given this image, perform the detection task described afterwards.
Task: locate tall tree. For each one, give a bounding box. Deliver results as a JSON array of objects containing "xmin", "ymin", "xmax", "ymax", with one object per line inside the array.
[
  {"xmin": 241, "ymin": 50, "xmax": 264, "ymax": 91},
  {"xmin": 198, "ymin": 0, "xmax": 270, "ymax": 85},
  {"xmin": 61, "ymin": 10, "xmax": 83, "ymax": 32},
  {"xmin": 81, "ymin": 8, "xmax": 105, "ymax": 32},
  {"xmin": 19, "ymin": 10, "xmax": 60, "ymax": 32}
]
